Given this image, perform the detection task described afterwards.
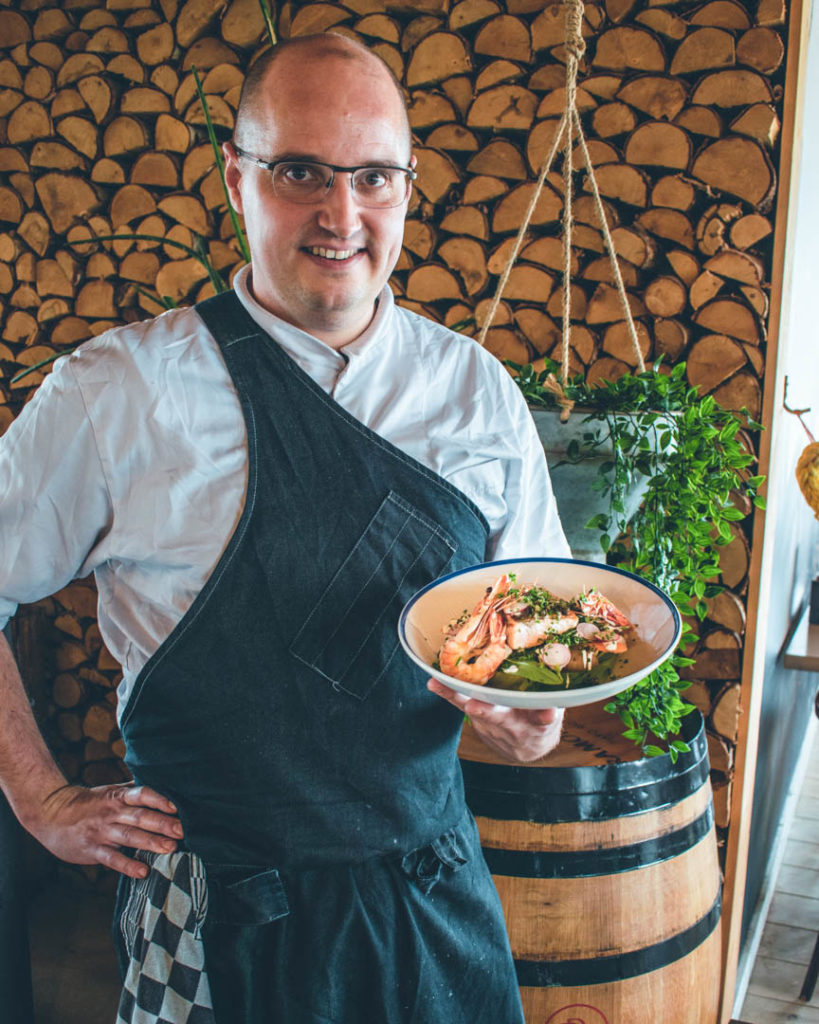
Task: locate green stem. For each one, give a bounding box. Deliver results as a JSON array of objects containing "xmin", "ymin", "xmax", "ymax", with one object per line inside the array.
[
  {"xmin": 192, "ymin": 65, "xmax": 251, "ymax": 265},
  {"xmin": 257, "ymin": 0, "xmax": 277, "ymax": 45}
]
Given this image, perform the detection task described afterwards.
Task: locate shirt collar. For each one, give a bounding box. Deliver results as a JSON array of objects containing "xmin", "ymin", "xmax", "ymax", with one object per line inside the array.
[{"xmin": 232, "ymin": 264, "xmax": 394, "ymax": 373}]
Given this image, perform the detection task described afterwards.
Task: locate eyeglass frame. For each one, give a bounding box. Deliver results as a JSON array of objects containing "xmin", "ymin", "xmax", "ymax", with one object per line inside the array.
[{"xmin": 232, "ymin": 145, "xmax": 417, "ymax": 207}]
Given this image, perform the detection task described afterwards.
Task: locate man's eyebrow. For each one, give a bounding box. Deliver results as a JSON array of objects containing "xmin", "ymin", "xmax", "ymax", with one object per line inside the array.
[{"xmin": 271, "ymin": 152, "xmax": 406, "ymax": 167}]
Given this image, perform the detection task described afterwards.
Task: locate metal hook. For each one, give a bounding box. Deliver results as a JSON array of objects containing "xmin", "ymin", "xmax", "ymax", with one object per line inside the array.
[{"xmin": 784, "ymin": 375, "xmax": 816, "ymax": 442}]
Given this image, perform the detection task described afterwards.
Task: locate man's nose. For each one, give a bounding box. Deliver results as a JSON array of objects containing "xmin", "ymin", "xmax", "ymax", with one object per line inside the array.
[{"xmin": 315, "ymin": 173, "xmax": 363, "ymax": 238}]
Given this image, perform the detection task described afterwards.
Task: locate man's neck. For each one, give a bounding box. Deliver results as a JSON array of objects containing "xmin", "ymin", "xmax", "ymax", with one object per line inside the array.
[{"xmin": 248, "ymin": 280, "xmax": 376, "ymax": 351}]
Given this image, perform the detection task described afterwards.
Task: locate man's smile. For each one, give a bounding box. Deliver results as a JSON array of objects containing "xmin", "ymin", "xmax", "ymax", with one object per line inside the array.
[{"xmin": 305, "ymin": 246, "xmax": 364, "ymax": 261}]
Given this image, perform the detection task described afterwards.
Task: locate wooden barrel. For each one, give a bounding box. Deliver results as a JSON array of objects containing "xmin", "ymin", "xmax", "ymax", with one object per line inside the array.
[{"xmin": 459, "ymin": 705, "xmax": 721, "ymax": 1024}]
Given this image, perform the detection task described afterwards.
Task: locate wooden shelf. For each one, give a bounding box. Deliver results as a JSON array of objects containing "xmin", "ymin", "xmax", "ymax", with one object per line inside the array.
[{"xmin": 784, "ymin": 606, "xmax": 819, "ymax": 672}]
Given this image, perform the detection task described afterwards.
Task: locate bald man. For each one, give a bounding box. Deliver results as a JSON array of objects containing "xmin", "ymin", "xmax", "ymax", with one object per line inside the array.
[{"xmin": 0, "ymin": 36, "xmax": 570, "ymax": 1023}]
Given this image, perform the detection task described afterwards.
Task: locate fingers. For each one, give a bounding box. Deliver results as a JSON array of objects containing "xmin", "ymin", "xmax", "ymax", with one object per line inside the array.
[
  {"xmin": 119, "ymin": 785, "xmax": 178, "ymax": 816},
  {"xmin": 427, "ymin": 679, "xmax": 564, "ymax": 724},
  {"xmin": 107, "ymin": 823, "xmax": 179, "ymax": 855},
  {"xmin": 96, "ymin": 845, "xmax": 151, "ymax": 879},
  {"xmin": 117, "ymin": 805, "xmax": 184, "ymax": 839}
]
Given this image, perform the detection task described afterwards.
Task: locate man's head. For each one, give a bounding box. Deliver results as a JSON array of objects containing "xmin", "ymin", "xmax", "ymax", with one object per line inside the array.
[{"xmin": 224, "ymin": 35, "xmax": 414, "ymax": 348}]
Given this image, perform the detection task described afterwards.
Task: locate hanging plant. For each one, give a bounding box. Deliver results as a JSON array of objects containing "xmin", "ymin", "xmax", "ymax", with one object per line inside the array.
[{"xmin": 472, "ymin": 0, "xmax": 767, "ymax": 758}]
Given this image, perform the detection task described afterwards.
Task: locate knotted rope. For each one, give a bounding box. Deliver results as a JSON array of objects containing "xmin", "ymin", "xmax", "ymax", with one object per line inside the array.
[{"xmin": 477, "ymin": 0, "xmax": 646, "ymax": 420}]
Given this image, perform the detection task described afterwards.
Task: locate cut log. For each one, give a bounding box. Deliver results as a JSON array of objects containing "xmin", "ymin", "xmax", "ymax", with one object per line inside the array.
[
  {"xmin": 513, "ymin": 307, "xmax": 560, "ymax": 353},
  {"xmin": 75, "ymin": 280, "xmax": 116, "ymax": 318},
  {"xmin": 34, "ymin": 173, "xmax": 99, "ymax": 234},
  {"xmin": 53, "ymin": 673, "xmax": 85, "ymax": 709},
  {"xmin": 136, "ymin": 22, "xmax": 175, "ymax": 65},
  {"xmin": 425, "ymin": 124, "xmax": 479, "ymax": 153},
  {"xmin": 653, "ymin": 317, "xmax": 689, "ymax": 360},
  {"xmin": 703, "ymin": 249, "xmax": 763, "ymax": 286},
  {"xmin": 520, "ymin": 236, "xmax": 579, "ymax": 275},
  {"xmin": 693, "ymin": 298, "xmax": 761, "ymax": 346},
  {"xmin": 592, "ymin": 101, "xmax": 637, "ymax": 139},
  {"xmin": 592, "ymin": 27, "xmax": 666, "ymax": 72},
  {"xmin": 492, "ymin": 182, "xmax": 562, "ymax": 234},
  {"xmin": 737, "ymin": 26, "xmax": 784, "ymax": 74},
  {"xmin": 221, "ymin": 0, "xmax": 266, "ymax": 47},
  {"xmin": 155, "ymin": 256, "xmax": 210, "ymax": 304},
  {"xmin": 82, "ymin": 704, "xmax": 117, "ymax": 743},
  {"xmin": 644, "ymin": 275, "xmax": 687, "ymax": 317},
  {"xmin": 690, "ymin": 1, "xmax": 750, "ymax": 29},
  {"xmin": 474, "ymin": 15, "xmax": 531, "ymax": 62},
  {"xmin": 689, "ymin": 271, "xmax": 724, "ymax": 310},
  {"xmin": 406, "ymin": 263, "xmax": 463, "ymax": 302},
  {"xmin": 757, "ymin": 0, "xmax": 786, "ymax": 27},
  {"xmin": 651, "ymin": 174, "xmax": 696, "ymax": 212},
  {"xmin": 466, "ymin": 139, "xmax": 527, "ymax": 180},
  {"xmin": 586, "ymin": 356, "xmax": 631, "ymax": 387},
  {"xmin": 156, "ymin": 114, "xmax": 193, "ymax": 154},
  {"xmin": 76, "ymin": 75, "xmax": 112, "ymax": 125},
  {"xmin": 23, "ymin": 66, "xmax": 53, "ymax": 102},
  {"xmin": 29, "ymin": 141, "xmax": 84, "ymax": 174},
  {"xmin": 729, "ymin": 213, "xmax": 772, "ymax": 251},
  {"xmin": 740, "ymin": 286, "xmax": 768, "ymax": 320},
  {"xmin": 482, "ymin": 327, "xmax": 530, "ymax": 364},
  {"xmin": 441, "ymin": 76, "xmax": 474, "ymax": 119},
  {"xmin": 103, "ymin": 115, "xmax": 149, "ymax": 157},
  {"xmin": 0, "ymin": 187, "xmax": 23, "ymax": 226},
  {"xmin": 611, "ymin": 224, "xmax": 656, "ymax": 268},
  {"xmin": 710, "ymin": 682, "xmax": 741, "ymax": 743},
  {"xmin": 111, "ymin": 184, "xmax": 157, "ymax": 226},
  {"xmin": 18, "ymin": 211, "xmax": 51, "ymax": 255},
  {"xmin": 7, "ymin": 99, "xmax": 52, "ymax": 144},
  {"xmin": 674, "ymin": 105, "xmax": 723, "ymax": 138},
  {"xmin": 476, "ymin": 59, "xmax": 525, "ymax": 93},
  {"xmin": 502, "ymin": 264, "xmax": 554, "ymax": 302},
  {"xmin": 439, "ymin": 205, "xmax": 489, "ymax": 240},
  {"xmin": 475, "ymin": 297, "xmax": 513, "ymax": 327},
  {"xmin": 696, "ymin": 202, "xmax": 743, "ymax": 256},
  {"xmin": 35, "ymin": 258, "xmax": 75, "ymax": 298},
  {"xmin": 636, "ymin": 208, "xmax": 695, "ymax": 250},
  {"xmin": 413, "ymin": 147, "xmax": 460, "ymax": 205},
  {"xmin": 687, "ymin": 334, "xmax": 746, "ymax": 393},
  {"xmin": 616, "ymin": 75, "xmax": 687, "ymax": 121},
  {"xmin": 670, "ymin": 27, "xmax": 735, "ymax": 75},
  {"xmin": 693, "ymin": 136, "xmax": 776, "ymax": 208},
  {"xmin": 408, "ymin": 92, "xmax": 458, "ymax": 129},
  {"xmin": 585, "ymin": 283, "xmax": 646, "ymax": 324},
  {"xmin": 438, "ymin": 237, "xmax": 488, "ymax": 295},
  {"xmin": 407, "ymin": 32, "xmax": 471, "ymax": 87},
  {"xmin": 449, "ymin": 0, "xmax": 501, "ymax": 30},
  {"xmin": 625, "ymin": 121, "xmax": 691, "ymax": 170},
  {"xmin": 466, "ymin": 84, "xmax": 537, "ymax": 131},
  {"xmin": 157, "ymin": 194, "xmax": 210, "ymax": 235},
  {"xmin": 730, "ymin": 103, "xmax": 780, "ymax": 148},
  {"xmin": 707, "ymin": 730, "xmax": 734, "ymax": 775},
  {"xmin": 536, "ymin": 86, "xmax": 597, "ymax": 119},
  {"xmin": 122, "ymin": 87, "xmax": 172, "ymax": 116},
  {"xmin": 601, "ymin": 320, "xmax": 651, "ymax": 365},
  {"xmin": 706, "ymin": 589, "xmax": 746, "ymax": 634},
  {"xmin": 713, "ymin": 372, "xmax": 762, "ymax": 419},
  {"xmin": 546, "ymin": 282, "xmax": 588, "ymax": 321},
  {"xmin": 526, "ymin": 118, "xmax": 565, "ymax": 174},
  {"xmin": 582, "ymin": 255, "xmax": 640, "ymax": 289},
  {"xmin": 586, "ymin": 163, "xmax": 649, "ymax": 207},
  {"xmin": 56, "ymin": 115, "xmax": 98, "ymax": 160},
  {"xmin": 403, "ymin": 220, "xmax": 437, "ymax": 260},
  {"xmin": 691, "ymin": 69, "xmax": 773, "ymax": 108}
]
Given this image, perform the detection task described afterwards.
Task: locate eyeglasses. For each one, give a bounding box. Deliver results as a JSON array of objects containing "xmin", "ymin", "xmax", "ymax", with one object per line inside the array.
[{"xmin": 234, "ymin": 147, "xmax": 416, "ymax": 209}]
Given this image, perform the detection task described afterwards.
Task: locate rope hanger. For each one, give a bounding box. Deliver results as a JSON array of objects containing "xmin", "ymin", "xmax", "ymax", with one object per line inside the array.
[{"xmin": 476, "ymin": 0, "xmax": 646, "ymax": 417}]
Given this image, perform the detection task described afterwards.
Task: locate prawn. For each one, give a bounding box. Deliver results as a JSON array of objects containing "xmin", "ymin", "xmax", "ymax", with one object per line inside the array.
[
  {"xmin": 577, "ymin": 590, "xmax": 632, "ymax": 655},
  {"xmin": 505, "ymin": 610, "xmax": 579, "ymax": 650},
  {"xmin": 438, "ymin": 575, "xmax": 512, "ymax": 685}
]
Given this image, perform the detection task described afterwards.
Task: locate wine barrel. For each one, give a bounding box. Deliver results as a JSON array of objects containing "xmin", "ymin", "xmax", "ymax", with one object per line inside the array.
[{"xmin": 459, "ymin": 705, "xmax": 721, "ymax": 1024}]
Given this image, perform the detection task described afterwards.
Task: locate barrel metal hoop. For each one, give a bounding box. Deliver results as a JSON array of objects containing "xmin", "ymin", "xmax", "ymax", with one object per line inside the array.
[
  {"xmin": 514, "ymin": 891, "xmax": 722, "ymax": 988},
  {"xmin": 481, "ymin": 803, "xmax": 713, "ymax": 878}
]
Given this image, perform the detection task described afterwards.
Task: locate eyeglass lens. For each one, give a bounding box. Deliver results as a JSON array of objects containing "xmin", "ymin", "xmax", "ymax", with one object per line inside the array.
[{"xmin": 272, "ymin": 162, "xmax": 409, "ymax": 207}]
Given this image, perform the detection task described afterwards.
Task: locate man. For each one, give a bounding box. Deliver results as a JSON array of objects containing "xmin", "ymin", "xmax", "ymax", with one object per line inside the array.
[{"xmin": 0, "ymin": 34, "xmax": 569, "ymax": 1023}]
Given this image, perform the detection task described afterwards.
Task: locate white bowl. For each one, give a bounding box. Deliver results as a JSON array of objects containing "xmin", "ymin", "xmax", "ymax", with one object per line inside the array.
[{"xmin": 398, "ymin": 558, "xmax": 682, "ymax": 709}]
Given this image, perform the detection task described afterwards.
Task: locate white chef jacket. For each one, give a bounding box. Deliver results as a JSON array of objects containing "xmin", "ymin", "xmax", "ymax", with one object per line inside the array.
[{"xmin": 0, "ymin": 265, "xmax": 569, "ymax": 714}]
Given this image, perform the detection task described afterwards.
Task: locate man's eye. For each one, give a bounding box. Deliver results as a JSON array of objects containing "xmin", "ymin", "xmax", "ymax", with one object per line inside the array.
[
  {"xmin": 358, "ymin": 169, "xmax": 389, "ymax": 189},
  {"xmin": 281, "ymin": 164, "xmax": 321, "ymax": 184}
]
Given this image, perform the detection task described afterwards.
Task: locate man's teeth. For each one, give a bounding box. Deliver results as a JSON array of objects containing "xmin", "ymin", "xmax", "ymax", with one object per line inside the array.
[{"xmin": 308, "ymin": 247, "xmax": 358, "ymax": 260}]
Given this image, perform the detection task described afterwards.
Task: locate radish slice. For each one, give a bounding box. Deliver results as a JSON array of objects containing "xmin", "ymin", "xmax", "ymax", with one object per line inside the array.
[
  {"xmin": 576, "ymin": 621, "xmax": 600, "ymax": 639},
  {"xmin": 539, "ymin": 643, "xmax": 572, "ymax": 669}
]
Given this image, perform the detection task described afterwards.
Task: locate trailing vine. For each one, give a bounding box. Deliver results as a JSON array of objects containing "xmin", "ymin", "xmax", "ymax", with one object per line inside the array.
[{"xmin": 512, "ymin": 358, "xmax": 766, "ymax": 760}]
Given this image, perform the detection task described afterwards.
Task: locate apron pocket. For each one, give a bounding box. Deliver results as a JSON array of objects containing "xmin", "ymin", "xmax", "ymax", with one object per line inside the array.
[
  {"xmin": 205, "ymin": 865, "xmax": 290, "ymax": 927},
  {"xmin": 401, "ymin": 822, "xmax": 469, "ymax": 895},
  {"xmin": 289, "ymin": 489, "xmax": 455, "ymax": 700}
]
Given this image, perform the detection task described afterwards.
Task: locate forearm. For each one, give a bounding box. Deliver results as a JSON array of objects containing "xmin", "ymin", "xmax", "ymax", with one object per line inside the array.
[{"xmin": 0, "ymin": 633, "xmax": 67, "ymax": 831}]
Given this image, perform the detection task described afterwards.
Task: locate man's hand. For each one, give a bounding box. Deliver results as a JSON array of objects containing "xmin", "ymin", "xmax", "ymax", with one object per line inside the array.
[
  {"xmin": 428, "ymin": 678, "xmax": 564, "ymax": 763},
  {"xmin": 23, "ymin": 782, "xmax": 183, "ymax": 879}
]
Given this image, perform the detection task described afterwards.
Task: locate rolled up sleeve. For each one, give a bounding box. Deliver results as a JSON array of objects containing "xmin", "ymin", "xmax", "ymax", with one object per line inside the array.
[{"xmin": 0, "ymin": 356, "xmax": 113, "ymax": 629}]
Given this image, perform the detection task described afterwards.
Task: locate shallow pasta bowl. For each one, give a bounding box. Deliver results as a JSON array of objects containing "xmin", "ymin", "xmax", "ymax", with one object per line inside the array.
[{"xmin": 398, "ymin": 558, "xmax": 682, "ymax": 709}]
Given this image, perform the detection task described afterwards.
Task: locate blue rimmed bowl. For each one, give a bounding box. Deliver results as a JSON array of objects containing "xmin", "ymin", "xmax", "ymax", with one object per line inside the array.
[{"xmin": 398, "ymin": 558, "xmax": 682, "ymax": 709}]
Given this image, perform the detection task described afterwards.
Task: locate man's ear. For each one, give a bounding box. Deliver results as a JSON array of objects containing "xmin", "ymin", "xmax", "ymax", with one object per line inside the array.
[{"xmin": 222, "ymin": 141, "xmax": 244, "ymax": 214}]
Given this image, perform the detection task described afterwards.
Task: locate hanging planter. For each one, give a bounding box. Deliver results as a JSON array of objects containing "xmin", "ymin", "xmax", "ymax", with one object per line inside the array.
[{"xmin": 475, "ymin": 0, "xmax": 766, "ymax": 756}]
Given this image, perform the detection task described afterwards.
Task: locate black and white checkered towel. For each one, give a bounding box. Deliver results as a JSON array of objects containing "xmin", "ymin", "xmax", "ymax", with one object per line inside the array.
[{"xmin": 116, "ymin": 850, "xmax": 216, "ymax": 1024}]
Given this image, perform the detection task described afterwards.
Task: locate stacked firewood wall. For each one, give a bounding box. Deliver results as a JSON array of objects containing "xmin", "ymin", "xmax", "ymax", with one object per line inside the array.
[{"xmin": 0, "ymin": 0, "xmax": 786, "ymax": 856}]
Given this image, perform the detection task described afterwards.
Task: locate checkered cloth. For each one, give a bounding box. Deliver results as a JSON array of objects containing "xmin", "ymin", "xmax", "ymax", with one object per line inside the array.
[{"xmin": 116, "ymin": 850, "xmax": 216, "ymax": 1024}]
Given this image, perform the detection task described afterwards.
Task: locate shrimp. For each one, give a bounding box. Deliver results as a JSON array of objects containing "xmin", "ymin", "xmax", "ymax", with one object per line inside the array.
[
  {"xmin": 505, "ymin": 610, "xmax": 579, "ymax": 650},
  {"xmin": 438, "ymin": 575, "xmax": 512, "ymax": 685},
  {"xmin": 577, "ymin": 590, "xmax": 632, "ymax": 655}
]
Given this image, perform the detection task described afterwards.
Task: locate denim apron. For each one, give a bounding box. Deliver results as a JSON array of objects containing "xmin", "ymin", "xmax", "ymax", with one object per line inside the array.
[{"xmin": 116, "ymin": 292, "xmax": 525, "ymax": 1024}]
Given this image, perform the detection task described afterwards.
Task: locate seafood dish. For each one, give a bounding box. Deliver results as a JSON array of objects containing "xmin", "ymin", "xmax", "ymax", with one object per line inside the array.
[{"xmin": 437, "ymin": 573, "xmax": 634, "ymax": 691}]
